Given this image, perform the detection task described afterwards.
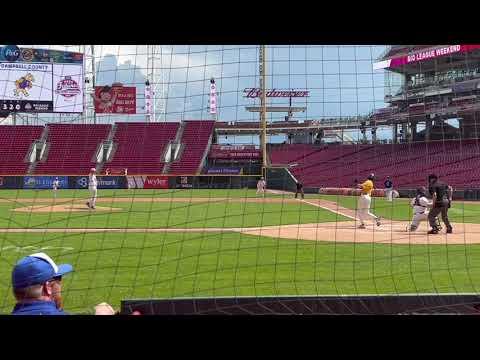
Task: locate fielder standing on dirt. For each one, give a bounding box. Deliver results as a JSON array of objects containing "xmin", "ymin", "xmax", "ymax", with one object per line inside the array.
[
  {"xmin": 356, "ymin": 173, "xmax": 381, "ymax": 229},
  {"xmin": 86, "ymin": 168, "xmax": 98, "ymax": 210},
  {"xmin": 427, "ymin": 174, "xmax": 453, "ymax": 234}
]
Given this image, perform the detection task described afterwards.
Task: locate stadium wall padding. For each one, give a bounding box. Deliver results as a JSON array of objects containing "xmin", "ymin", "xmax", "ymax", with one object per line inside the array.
[
  {"xmin": 266, "ymin": 167, "xmax": 297, "ymax": 192},
  {"xmin": 0, "ymin": 175, "xmax": 479, "ymax": 199}
]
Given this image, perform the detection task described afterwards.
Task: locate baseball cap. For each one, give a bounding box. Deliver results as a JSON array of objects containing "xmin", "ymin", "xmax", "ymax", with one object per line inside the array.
[
  {"xmin": 12, "ymin": 253, "xmax": 73, "ymax": 289},
  {"xmin": 90, "ymin": 168, "xmax": 96, "ymax": 172}
]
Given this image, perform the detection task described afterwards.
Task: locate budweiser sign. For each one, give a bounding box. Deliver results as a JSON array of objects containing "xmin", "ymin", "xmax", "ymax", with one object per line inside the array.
[{"xmin": 243, "ymin": 88, "xmax": 310, "ymax": 98}]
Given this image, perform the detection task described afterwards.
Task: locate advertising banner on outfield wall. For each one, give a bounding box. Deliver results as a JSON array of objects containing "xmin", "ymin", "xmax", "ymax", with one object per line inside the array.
[
  {"xmin": 72, "ymin": 176, "xmax": 126, "ymax": 189},
  {"xmin": 127, "ymin": 176, "xmax": 142, "ymax": 189},
  {"xmin": 175, "ymin": 176, "xmax": 194, "ymax": 189},
  {"xmin": 23, "ymin": 176, "xmax": 68, "ymax": 189},
  {"xmin": 0, "ymin": 176, "xmax": 24, "ymax": 189},
  {"xmin": 126, "ymin": 176, "xmax": 169, "ymax": 189},
  {"xmin": 144, "ymin": 176, "xmax": 169, "ymax": 189},
  {"xmin": 206, "ymin": 168, "xmax": 242, "ymax": 175}
]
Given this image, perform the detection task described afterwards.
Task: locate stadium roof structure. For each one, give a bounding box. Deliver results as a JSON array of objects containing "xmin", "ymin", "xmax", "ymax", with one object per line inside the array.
[{"xmin": 214, "ymin": 118, "xmax": 372, "ymax": 135}]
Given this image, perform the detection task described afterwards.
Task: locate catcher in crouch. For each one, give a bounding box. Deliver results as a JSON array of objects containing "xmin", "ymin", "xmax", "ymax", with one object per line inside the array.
[{"xmin": 408, "ymin": 187, "xmax": 441, "ymax": 232}]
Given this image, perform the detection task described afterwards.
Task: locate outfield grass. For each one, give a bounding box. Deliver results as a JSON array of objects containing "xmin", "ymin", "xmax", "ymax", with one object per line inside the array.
[
  {"xmin": 2, "ymin": 190, "xmax": 479, "ymax": 314},
  {"xmin": 0, "ymin": 200, "xmax": 347, "ymax": 229},
  {"xmin": 0, "ymin": 188, "xmax": 295, "ymax": 199},
  {"xmin": 318, "ymin": 194, "xmax": 480, "ymax": 224},
  {"xmin": 1, "ymin": 231, "xmax": 480, "ymax": 314}
]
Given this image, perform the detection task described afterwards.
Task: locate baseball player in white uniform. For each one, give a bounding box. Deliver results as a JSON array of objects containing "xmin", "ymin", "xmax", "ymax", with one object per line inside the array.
[
  {"xmin": 256, "ymin": 177, "xmax": 266, "ymax": 196},
  {"xmin": 86, "ymin": 168, "xmax": 98, "ymax": 209},
  {"xmin": 408, "ymin": 187, "xmax": 435, "ymax": 232},
  {"xmin": 52, "ymin": 177, "xmax": 60, "ymax": 199}
]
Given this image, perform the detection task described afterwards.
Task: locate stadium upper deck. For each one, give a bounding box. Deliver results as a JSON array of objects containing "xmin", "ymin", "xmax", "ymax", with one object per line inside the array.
[{"xmin": 370, "ymin": 45, "xmax": 480, "ymax": 142}]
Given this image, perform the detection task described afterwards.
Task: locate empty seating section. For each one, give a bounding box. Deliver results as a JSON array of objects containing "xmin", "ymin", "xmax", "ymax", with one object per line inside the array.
[
  {"xmin": 35, "ymin": 124, "xmax": 111, "ymax": 175},
  {"xmin": 0, "ymin": 126, "xmax": 44, "ymax": 174},
  {"xmin": 268, "ymin": 144, "xmax": 324, "ymax": 165},
  {"xmin": 169, "ymin": 121, "xmax": 215, "ymax": 175},
  {"xmin": 270, "ymin": 140, "xmax": 480, "ymax": 189},
  {"xmin": 107, "ymin": 122, "xmax": 179, "ymax": 174},
  {"xmin": 2, "ymin": 121, "xmax": 479, "ymax": 188}
]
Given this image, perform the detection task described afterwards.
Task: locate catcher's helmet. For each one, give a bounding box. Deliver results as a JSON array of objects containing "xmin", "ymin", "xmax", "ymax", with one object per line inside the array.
[
  {"xmin": 367, "ymin": 173, "xmax": 375, "ymax": 181},
  {"xmin": 416, "ymin": 186, "xmax": 427, "ymax": 195}
]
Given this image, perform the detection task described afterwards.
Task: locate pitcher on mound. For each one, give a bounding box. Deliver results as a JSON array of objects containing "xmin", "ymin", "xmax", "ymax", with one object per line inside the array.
[
  {"xmin": 357, "ymin": 173, "xmax": 381, "ymax": 229},
  {"xmin": 86, "ymin": 168, "xmax": 98, "ymax": 210}
]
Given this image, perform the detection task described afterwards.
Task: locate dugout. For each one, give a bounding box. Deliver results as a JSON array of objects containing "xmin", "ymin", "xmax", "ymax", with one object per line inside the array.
[{"xmin": 121, "ymin": 294, "xmax": 480, "ymax": 315}]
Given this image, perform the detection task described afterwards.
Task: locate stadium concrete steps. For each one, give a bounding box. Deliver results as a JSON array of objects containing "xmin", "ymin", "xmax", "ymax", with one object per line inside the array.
[
  {"xmin": 168, "ymin": 121, "xmax": 215, "ymax": 175},
  {"xmin": 162, "ymin": 121, "xmax": 186, "ymax": 174},
  {"xmin": 96, "ymin": 124, "xmax": 118, "ymax": 174}
]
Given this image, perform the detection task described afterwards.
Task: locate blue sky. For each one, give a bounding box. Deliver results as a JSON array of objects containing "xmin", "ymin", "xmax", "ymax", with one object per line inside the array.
[
  {"xmin": 90, "ymin": 45, "xmax": 388, "ymax": 123},
  {"xmin": 6, "ymin": 45, "xmax": 393, "ymax": 141}
]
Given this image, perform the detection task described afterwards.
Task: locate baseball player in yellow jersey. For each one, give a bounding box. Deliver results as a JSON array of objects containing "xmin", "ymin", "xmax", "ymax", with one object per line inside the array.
[{"xmin": 356, "ymin": 173, "xmax": 381, "ymax": 229}]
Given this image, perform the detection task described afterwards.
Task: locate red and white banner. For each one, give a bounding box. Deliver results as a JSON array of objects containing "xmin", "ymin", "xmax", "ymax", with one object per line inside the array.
[
  {"xmin": 93, "ymin": 84, "xmax": 136, "ymax": 114},
  {"xmin": 143, "ymin": 176, "xmax": 169, "ymax": 189},
  {"xmin": 210, "ymin": 79, "xmax": 217, "ymax": 115},
  {"xmin": 374, "ymin": 45, "xmax": 480, "ymax": 70},
  {"xmin": 145, "ymin": 84, "xmax": 152, "ymax": 117},
  {"xmin": 126, "ymin": 175, "xmax": 169, "ymax": 189}
]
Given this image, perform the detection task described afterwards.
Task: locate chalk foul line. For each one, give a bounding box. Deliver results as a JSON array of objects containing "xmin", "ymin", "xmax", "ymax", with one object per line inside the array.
[{"xmin": 299, "ymin": 199, "xmax": 357, "ymax": 221}]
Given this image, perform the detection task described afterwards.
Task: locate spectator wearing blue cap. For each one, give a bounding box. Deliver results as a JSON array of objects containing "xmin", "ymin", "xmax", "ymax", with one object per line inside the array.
[{"xmin": 11, "ymin": 252, "xmax": 115, "ymax": 315}]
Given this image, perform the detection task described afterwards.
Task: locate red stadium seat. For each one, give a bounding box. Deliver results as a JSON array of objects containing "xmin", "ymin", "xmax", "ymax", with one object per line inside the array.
[
  {"xmin": 107, "ymin": 122, "xmax": 180, "ymax": 175},
  {"xmin": 169, "ymin": 121, "xmax": 215, "ymax": 175},
  {"xmin": 270, "ymin": 140, "xmax": 480, "ymax": 189},
  {"xmin": 0, "ymin": 125, "xmax": 44, "ymax": 175},
  {"xmin": 35, "ymin": 124, "xmax": 111, "ymax": 175}
]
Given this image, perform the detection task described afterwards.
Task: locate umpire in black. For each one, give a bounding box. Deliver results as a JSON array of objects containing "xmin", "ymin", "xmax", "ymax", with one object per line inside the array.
[
  {"xmin": 295, "ymin": 181, "xmax": 304, "ymax": 199},
  {"xmin": 427, "ymin": 174, "xmax": 453, "ymax": 234}
]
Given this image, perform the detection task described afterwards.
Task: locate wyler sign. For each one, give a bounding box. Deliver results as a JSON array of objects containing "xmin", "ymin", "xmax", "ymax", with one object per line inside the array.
[{"xmin": 244, "ymin": 88, "xmax": 309, "ymax": 98}]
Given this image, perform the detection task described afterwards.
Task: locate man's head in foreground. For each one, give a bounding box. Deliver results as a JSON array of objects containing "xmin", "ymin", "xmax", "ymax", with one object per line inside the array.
[{"xmin": 11, "ymin": 252, "xmax": 73, "ymax": 312}]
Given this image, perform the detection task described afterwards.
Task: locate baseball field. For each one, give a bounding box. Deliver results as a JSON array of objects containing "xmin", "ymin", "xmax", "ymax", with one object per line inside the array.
[{"xmin": 1, "ymin": 188, "xmax": 480, "ymax": 314}]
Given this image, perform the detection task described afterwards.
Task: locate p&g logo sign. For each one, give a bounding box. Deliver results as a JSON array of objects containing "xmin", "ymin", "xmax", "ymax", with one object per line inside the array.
[
  {"xmin": 77, "ymin": 177, "xmax": 88, "ymax": 188},
  {"xmin": 4, "ymin": 45, "xmax": 20, "ymax": 62}
]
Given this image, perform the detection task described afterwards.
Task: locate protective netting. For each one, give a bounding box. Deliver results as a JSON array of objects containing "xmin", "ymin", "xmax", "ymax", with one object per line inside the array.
[{"xmin": 1, "ymin": 45, "xmax": 480, "ymax": 315}]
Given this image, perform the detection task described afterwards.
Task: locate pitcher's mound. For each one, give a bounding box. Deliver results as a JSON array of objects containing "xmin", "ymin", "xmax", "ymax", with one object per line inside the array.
[{"xmin": 12, "ymin": 205, "xmax": 122, "ymax": 213}]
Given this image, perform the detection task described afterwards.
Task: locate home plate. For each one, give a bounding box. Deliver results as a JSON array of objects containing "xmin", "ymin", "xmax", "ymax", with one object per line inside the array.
[{"xmin": 12, "ymin": 205, "xmax": 122, "ymax": 213}]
